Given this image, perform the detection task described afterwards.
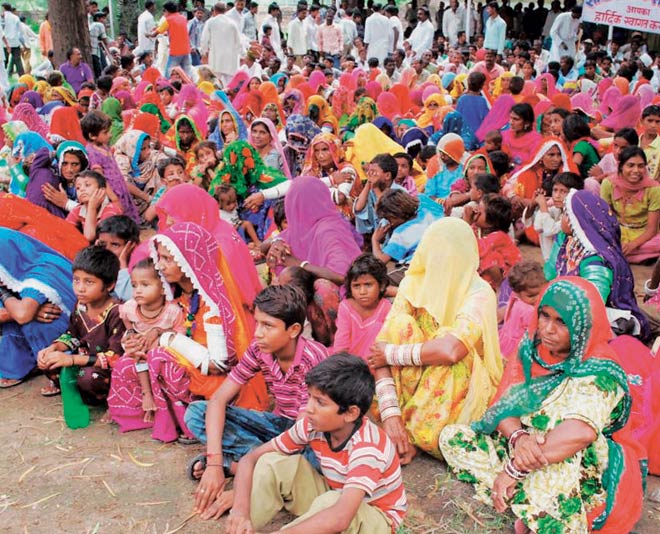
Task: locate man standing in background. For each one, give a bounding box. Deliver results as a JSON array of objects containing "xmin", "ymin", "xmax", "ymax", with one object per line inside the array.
[
  {"xmin": 261, "ymin": 3, "xmax": 283, "ymax": 59},
  {"xmin": 136, "ymin": 1, "xmax": 156, "ymax": 56},
  {"xmin": 2, "ymin": 4, "xmax": 24, "ymax": 77},
  {"xmin": 364, "ymin": 4, "xmax": 392, "ymax": 66},
  {"xmin": 201, "ymin": 2, "xmax": 241, "ymax": 86},
  {"xmin": 483, "ymin": 2, "xmax": 506, "ymax": 56}
]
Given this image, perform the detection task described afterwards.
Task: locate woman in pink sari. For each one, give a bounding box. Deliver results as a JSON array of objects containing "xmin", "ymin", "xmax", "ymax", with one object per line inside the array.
[
  {"xmin": 501, "ymin": 102, "xmax": 542, "ymax": 169},
  {"xmin": 475, "ymin": 94, "xmax": 515, "ymax": 142},
  {"xmin": 175, "ymin": 84, "xmax": 209, "ymax": 137},
  {"xmin": 534, "ymin": 72, "xmax": 557, "ymax": 99},
  {"xmin": 155, "ymin": 184, "xmax": 263, "ymax": 306},
  {"xmin": 593, "ymin": 95, "xmax": 642, "ymax": 139}
]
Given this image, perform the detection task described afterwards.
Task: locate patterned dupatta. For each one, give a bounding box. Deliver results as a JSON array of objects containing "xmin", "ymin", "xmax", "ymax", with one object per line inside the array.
[{"xmin": 474, "ymin": 277, "xmax": 641, "ymax": 530}]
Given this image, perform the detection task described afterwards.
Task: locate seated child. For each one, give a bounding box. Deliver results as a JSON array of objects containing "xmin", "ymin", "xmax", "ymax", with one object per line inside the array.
[
  {"xmin": 452, "ymin": 172, "xmax": 501, "ymax": 219},
  {"xmin": 226, "ymin": 353, "xmax": 407, "ymax": 534},
  {"xmin": 192, "ymin": 140, "xmax": 220, "ymax": 190},
  {"xmin": 471, "ymin": 194, "xmax": 521, "ymax": 291},
  {"xmin": 66, "ymin": 170, "xmax": 122, "ymax": 241},
  {"xmin": 216, "ymin": 183, "xmax": 261, "ymax": 246},
  {"xmin": 532, "ymin": 172, "xmax": 582, "ymax": 260},
  {"xmin": 332, "ymin": 254, "xmax": 392, "ymax": 362},
  {"xmin": 107, "ymin": 258, "xmax": 185, "ymax": 429},
  {"xmin": 455, "ymin": 71, "xmax": 490, "ymax": 135},
  {"xmin": 426, "ymin": 134, "xmax": 464, "ymax": 201},
  {"xmin": 96, "ymin": 215, "xmax": 141, "ymax": 301},
  {"xmin": 278, "ymin": 265, "xmax": 327, "ymax": 343},
  {"xmin": 393, "ymin": 152, "xmax": 417, "ymax": 197},
  {"xmin": 640, "ymin": 105, "xmax": 660, "ymax": 180},
  {"xmin": 498, "ymin": 260, "xmax": 546, "ymax": 358},
  {"xmin": 354, "ymin": 154, "xmax": 402, "ymax": 235},
  {"xmin": 589, "ymin": 127, "xmax": 638, "ymax": 181},
  {"xmin": 37, "ymin": 246, "xmax": 126, "ymax": 402},
  {"xmin": 144, "ymin": 156, "xmax": 189, "ymax": 223},
  {"xmin": 184, "ymin": 285, "xmax": 329, "ymax": 520}
]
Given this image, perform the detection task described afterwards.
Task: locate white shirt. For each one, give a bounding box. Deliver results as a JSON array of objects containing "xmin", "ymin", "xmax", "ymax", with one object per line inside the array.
[
  {"xmin": 3, "ymin": 11, "xmax": 23, "ymax": 47},
  {"xmin": 20, "ymin": 22, "xmax": 37, "ymax": 47},
  {"xmin": 389, "ymin": 16, "xmax": 403, "ymax": 52},
  {"xmin": 261, "ymin": 14, "xmax": 282, "ymax": 58},
  {"xmin": 484, "ymin": 15, "xmax": 506, "ymax": 55},
  {"xmin": 340, "ymin": 17, "xmax": 357, "ymax": 47},
  {"xmin": 200, "ymin": 13, "xmax": 241, "ymax": 76},
  {"xmin": 408, "ymin": 19, "xmax": 434, "ymax": 57},
  {"xmin": 304, "ymin": 15, "xmax": 318, "ymax": 52},
  {"xmin": 364, "ymin": 11, "xmax": 392, "ymax": 65},
  {"xmin": 137, "ymin": 9, "xmax": 156, "ymax": 53},
  {"xmin": 226, "ymin": 7, "xmax": 244, "ymax": 34},
  {"xmin": 549, "ymin": 13, "xmax": 579, "ymax": 62},
  {"xmin": 287, "ymin": 17, "xmax": 307, "ymax": 56},
  {"xmin": 442, "ymin": 7, "xmax": 465, "ymax": 47}
]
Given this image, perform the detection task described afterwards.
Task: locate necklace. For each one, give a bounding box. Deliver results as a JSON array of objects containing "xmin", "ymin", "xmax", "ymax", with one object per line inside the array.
[
  {"xmin": 139, "ymin": 304, "xmax": 165, "ymax": 320},
  {"xmin": 181, "ymin": 290, "xmax": 200, "ymax": 337}
]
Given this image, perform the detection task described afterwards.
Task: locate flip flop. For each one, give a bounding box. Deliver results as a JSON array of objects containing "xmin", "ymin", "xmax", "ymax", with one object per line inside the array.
[
  {"xmin": 187, "ymin": 453, "xmax": 207, "ymax": 481},
  {"xmin": 0, "ymin": 377, "xmax": 24, "ymax": 388},
  {"xmin": 40, "ymin": 379, "xmax": 61, "ymax": 397},
  {"xmin": 177, "ymin": 435, "xmax": 200, "ymax": 445}
]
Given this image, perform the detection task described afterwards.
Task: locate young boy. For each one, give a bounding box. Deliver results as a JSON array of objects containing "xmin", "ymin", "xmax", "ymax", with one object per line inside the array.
[
  {"xmin": 185, "ymin": 285, "xmax": 329, "ymax": 520},
  {"xmin": 37, "ymin": 245, "xmax": 125, "ymax": 401},
  {"xmin": 354, "ymin": 154, "xmax": 402, "ymax": 235},
  {"xmin": 96, "ymin": 215, "xmax": 140, "ymax": 301},
  {"xmin": 66, "ymin": 170, "xmax": 122, "ymax": 242},
  {"xmin": 533, "ymin": 172, "xmax": 583, "ymax": 261},
  {"xmin": 640, "ymin": 105, "xmax": 660, "ymax": 181},
  {"xmin": 226, "ymin": 353, "xmax": 407, "ymax": 534},
  {"xmin": 455, "ymin": 71, "xmax": 490, "ymax": 134},
  {"xmin": 216, "ymin": 183, "xmax": 261, "ymax": 246}
]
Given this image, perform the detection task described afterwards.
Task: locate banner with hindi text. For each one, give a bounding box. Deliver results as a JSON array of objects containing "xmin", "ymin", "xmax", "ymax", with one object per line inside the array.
[{"xmin": 583, "ymin": 0, "xmax": 660, "ymax": 34}]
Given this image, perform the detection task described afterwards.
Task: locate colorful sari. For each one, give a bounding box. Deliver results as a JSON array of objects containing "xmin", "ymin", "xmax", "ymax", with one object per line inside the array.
[
  {"xmin": 441, "ymin": 277, "xmax": 645, "ymax": 534},
  {"xmin": 0, "ymin": 229, "xmax": 76, "ymax": 380},
  {"xmin": 129, "ymin": 222, "xmax": 268, "ymax": 441},
  {"xmin": 377, "ymin": 218, "xmax": 503, "ymax": 458},
  {"xmin": 208, "ymin": 91, "xmax": 248, "ymax": 150}
]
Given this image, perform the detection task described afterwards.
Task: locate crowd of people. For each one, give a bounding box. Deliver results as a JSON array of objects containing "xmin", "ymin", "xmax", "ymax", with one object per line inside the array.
[{"xmin": 1, "ymin": 0, "xmax": 660, "ymax": 532}]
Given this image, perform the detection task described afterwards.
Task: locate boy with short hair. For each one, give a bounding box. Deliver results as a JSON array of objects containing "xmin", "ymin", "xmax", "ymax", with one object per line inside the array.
[
  {"xmin": 227, "ymin": 353, "xmax": 407, "ymax": 534},
  {"xmin": 186, "ymin": 285, "xmax": 329, "ymax": 520},
  {"xmin": 96, "ymin": 215, "xmax": 140, "ymax": 301},
  {"xmin": 66, "ymin": 170, "xmax": 122, "ymax": 242},
  {"xmin": 37, "ymin": 245, "xmax": 125, "ymax": 401},
  {"xmin": 640, "ymin": 105, "xmax": 660, "ymax": 180},
  {"xmin": 144, "ymin": 156, "xmax": 189, "ymax": 223},
  {"xmin": 393, "ymin": 152, "xmax": 418, "ymax": 197}
]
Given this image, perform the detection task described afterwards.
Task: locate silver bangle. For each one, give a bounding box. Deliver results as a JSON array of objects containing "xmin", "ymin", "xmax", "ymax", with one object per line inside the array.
[{"xmin": 644, "ymin": 279, "xmax": 659, "ymax": 297}]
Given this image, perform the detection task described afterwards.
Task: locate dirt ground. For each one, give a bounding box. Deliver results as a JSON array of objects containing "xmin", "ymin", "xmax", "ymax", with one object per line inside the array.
[{"xmin": 1, "ymin": 248, "xmax": 659, "ymax": 534}]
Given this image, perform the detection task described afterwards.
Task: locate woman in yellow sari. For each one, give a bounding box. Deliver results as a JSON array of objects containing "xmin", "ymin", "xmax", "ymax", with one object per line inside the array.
[{"xmin": 369, "ymin": 218, "xmax": 503, "ymax": 462}]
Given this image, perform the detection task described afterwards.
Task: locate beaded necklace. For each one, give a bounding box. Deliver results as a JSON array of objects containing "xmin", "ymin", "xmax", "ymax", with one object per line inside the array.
[{"xmin": 181, "ymin": 290, "xmax": 200, "ymax": 337}]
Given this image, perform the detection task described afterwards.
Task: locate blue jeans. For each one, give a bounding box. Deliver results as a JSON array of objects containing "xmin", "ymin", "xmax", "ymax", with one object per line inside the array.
[
  {"xmin": 165, "ymin": 54, "xmax": 192, "ymax": 78},
  {"xmin": 184, "ymin": 402, "xmax": 320, "ymax": 469}
]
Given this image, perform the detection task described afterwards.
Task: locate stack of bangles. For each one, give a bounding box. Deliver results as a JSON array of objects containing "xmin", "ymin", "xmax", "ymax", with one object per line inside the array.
[
  {"xmin": 384, "ymin": 343, "xmax": 423, "ymax": 367},
  {"xmin": 376, "ymin": 377, "xmax": 401, "ymax": 421},
  {"xmin": 508, "ymin": 428, "xmax": 529, "ymax": 449},
  {"xmin": 504, "ymin": 459, "xmax": 529, "ymax": 480},
  {"xmin": 0, "ymin": 287, "xmax": 14, "ymax": 303}
]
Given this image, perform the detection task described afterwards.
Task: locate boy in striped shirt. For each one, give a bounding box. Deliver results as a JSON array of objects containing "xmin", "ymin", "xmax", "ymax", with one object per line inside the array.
[
  {"xmin": 186, "ymin": 285, "xmax": 329, "ymax": 520},
  {"xmin": 227, "ymin": 353, "xmax": 407, "ymax": 534}
]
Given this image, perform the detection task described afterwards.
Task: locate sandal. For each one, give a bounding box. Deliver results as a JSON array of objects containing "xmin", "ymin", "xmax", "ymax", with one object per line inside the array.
[
  {"xmin": 40, "ymin": 379, "xmax": 61, "ymax": 397},
  {"xmin": 186, "ymin": 453, "xmax": 232, "ymax": 481},
  {"xmin": 177, "ymin": 435, "xmax": 200, "ymax": 445},
  {"xmin": 0, "ymin": 377, "xmax": 24, "ymax": 388}
]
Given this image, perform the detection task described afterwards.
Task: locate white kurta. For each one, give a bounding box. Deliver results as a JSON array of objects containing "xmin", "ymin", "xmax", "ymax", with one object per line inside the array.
[
  {"xmin": 364, "ymin": 12, "xmax": 392, "ymax": 65},
  {"xmin": 200, "ymin": 14, "xmax": 241, "ymax": 79},
  {"xmin": 442, "ymin": 7, "xmax": 464, "ymax": 47},
  {"xmin": 261, "ymin": 14, "xmax": 283, "ymax": 58},
  {"xmin": 408, "ymin": 19, "xmax": 434, "ymax": 57},
  {"xmin": 287, "ymin": 18, "xmax": 307, "ymax": 56},
  {"xmin": 549, "ymin": 12, "xmax": 579, "ymax": 62}
]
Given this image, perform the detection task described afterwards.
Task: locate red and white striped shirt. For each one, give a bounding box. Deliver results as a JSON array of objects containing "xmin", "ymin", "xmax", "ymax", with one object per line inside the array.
[
  {"xmin": 273, "ymin": 417, "xmax": 407, "ymax": 530},
  {"xmin": 228, "ymin": 337, "xmax": 328, "ymax": 419}
]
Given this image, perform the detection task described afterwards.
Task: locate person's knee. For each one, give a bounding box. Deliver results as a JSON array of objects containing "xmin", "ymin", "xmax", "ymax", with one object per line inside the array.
[
  {"xmin": 307, "ymin": 491, "xmax": 342, "ymax": 513},
  {"xmin": 184, "ymin": 400, "xmax": 208, "ymax": 429}
]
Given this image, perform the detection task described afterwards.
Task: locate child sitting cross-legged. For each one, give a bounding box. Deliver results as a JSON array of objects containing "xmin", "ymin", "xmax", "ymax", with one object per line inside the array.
[
  {"xmin": 37, "ymin": 246, "xmax": 126, "ymax": 402},
  {"xmin": 226, "ymin": 353, "xmax": 407, "ymax": 534},
  {"xmin": 215, "ymin": 182, "xmax": 261, "ymax": 247},
  {"xmin": 185, "ymin": 285, "xmax": 329, "ymax": 520}
]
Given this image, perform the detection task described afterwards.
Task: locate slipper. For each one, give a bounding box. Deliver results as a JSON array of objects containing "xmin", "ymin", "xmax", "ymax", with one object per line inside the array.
[
  {"xmin": 187, "ymin": 453, "xmax": 207, "ymax": 481},
  {"xmin": 0, "ymin": 377, "xmax": 24, "ymax": 388},
  {"xmin": 177, "ymin": 435, "xmax": 200, "ymax": 445},
  {"xmin": 40, "ymin": 379, "xmax": 61, "ymax": 397}
]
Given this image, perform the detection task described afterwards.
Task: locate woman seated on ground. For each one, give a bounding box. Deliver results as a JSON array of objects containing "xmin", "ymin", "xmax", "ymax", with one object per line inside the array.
[
  {"xmin": 600, "ymin": 146, "xmax": 660, "ymax": 264},
  {"xmin": 368, "ymin": 218, "xmax": 503, "ymax": 463},
  {"xmin": 0, "ymin": 229, "xmax": 76, "ymax": 388},
  {"xmin": 263, "ymin": 177, "xmax": 362, "ymax": 347},
  {"xmin": 545, "ymin": 189, "xmax": 650, "ymax": 340},
  {"xmin": 440, "ymin": 277, "xmax": 645, "ymax": 534}
]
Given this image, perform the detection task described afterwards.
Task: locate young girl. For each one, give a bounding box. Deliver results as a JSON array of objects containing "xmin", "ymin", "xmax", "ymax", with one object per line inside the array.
[
  {"xmin": 108, "ymin": 258, "xmax": 185, "ymax": 431},
  {"xmin": 471, "ymin": 194, "xmax": 521, "ymax": 291},
  {"xmin": 498, "ymin": 260, "xmax": 546, "ymax": 359},
  {"xmin": 216, "ymin": 183, "xmax": 261, "ymax": 247},
  {"xmin": 191, "ymin": 140, "xmax": 220, "ymax": 190},
  {"xmin": 563, "ymin": 114, "xmax": 601, "ymax": 179},
  {"xmin": 81, "ymin": 110, "xmax": 140, "ymax": 223},
  {"xmin": 332, "ymin": 254, "xmax": 392, "ymax": 362}
]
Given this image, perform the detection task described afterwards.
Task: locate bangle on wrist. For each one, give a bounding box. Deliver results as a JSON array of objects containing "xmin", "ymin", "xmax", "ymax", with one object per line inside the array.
[
  {"xmin": 504, "ymin": 459, "xmax": 529, "ymax": 480},
  {"xmin": 300, "ymin": 260, "xmax": 309, "ymax": 270},
  {"xmin": 70, "ymin": 355, "xmax": 75, "ymax": 366},
  {"xmin": 644, "ymin": 279, "xmax": 659, "ymax": 297},
  {"xmin": 508, "ymin": 428, "xmax": 529, "ymax": 449}
]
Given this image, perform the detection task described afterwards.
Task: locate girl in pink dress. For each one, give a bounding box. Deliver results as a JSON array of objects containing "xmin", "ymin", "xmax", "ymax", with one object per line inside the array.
[
  {"xmin": 108, "ymin": 258, "xmax": 184, "ymax": 433},
  {"xmin": 332, "ymin": 254, "xmax": 391, "ymax": 362},
  {"xmin": 498, "ymin": 261, "xmax": 546, "ymax": 360}
]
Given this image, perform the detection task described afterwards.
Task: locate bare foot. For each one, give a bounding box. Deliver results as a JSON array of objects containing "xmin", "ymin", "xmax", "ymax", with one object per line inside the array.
[
  {"xmin": 99, "ymin": 410, "xmax": 113, "ymax": 424},
  {"xmin": 514, "ymin": 519, "xmax": 531, "ymax": 534},
  {"xmin": 200, "ymin": 490, "xmax": 234, "ymax": 520},
  {"xmin": 400, "ymin": 445, "xmax": 418, "ymax": 466}
]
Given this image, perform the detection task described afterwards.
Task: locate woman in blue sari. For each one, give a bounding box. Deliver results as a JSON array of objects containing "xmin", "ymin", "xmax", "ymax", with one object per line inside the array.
[
  {"xmin": 0, "ymin": 229, "xmax": 76, "ymax": 387},
  {"xmin": 208, "ymin": 91, "xmax": 248, "ymax": 151}
]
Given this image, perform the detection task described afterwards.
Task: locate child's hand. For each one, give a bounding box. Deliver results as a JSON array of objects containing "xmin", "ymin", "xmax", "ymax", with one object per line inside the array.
[
  {"xmin": 88, "ymin": 188, "xmax": 106, "ymax": 211},
  {"xmin": 37, "ymin": 346, "xmax": 55, "ymax": 369},
  {"xmin": 368, "ymin": 342, "xmax": 389, "ymax": 369},
  {"xmin": 142, "ymin": 328, "xmax": 162, "ymax": 352},
  {"xmin": 226, "ymin": 513, "xmax": 254, "ymax": 534},
  {"xmin": 43, "ymin": 351, "xmax": 72, "ymax": 370},
  {"xmin": 534, "ymin": 189, "xmax": 547, "ymax": 211},
  {"xmin": 243, "ymin": 192, "xmax": 265, "ymax": 212},
  {"xmin": 463, "ymin": 204, "xmax": 476, "ymax": 224},
  {"xmin": 372, "ymin": 222, "xmax": 391, "ymax": 244},
  {"xmin": 118, "ymin": 241, "xmax": 136, "ymax": 270},
  {"xmin": 195, "ymin": 466, "xmax": 226, "ymax": 516}
]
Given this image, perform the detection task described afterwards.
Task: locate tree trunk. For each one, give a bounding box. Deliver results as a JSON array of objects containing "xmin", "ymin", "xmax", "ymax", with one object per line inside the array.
[
  {"xmin": 119, "ymin": 0, "xmax": 142, "ymax": 41},
  {"xmin": 49, "ymin": 0, "xmax": 92, "ymax": 66}
]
